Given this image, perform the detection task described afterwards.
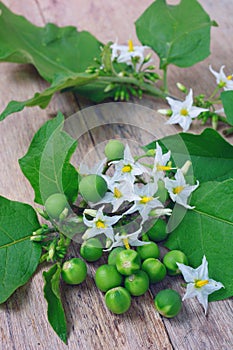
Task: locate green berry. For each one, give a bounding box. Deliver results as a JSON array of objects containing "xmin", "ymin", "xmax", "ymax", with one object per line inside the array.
[
  {"xmin": 104, "ymin": 140, "xmax": 125, "ymax": 161},
  {"xmin": 124, "ymin": 270, "xmax": 149, "ymax": 296},
  {"xmin": 79, "ymin": 174, "xmax": 107, "ymax": 203},
  {"xmin": 136, "ymin": 242, "xmax": 160, "ymax": 260},
  {"xmin": 163, "ymin": 250, "xmax": 188, "ymax": 276},
  {"xmin": 61, "ymin": 258, "xmax": 87, "ymax": 285},
  {"xmin": 154, "ymin": 289, "xmax": 182, "ymax": 318},
  {"xmin": 147, "ymin": 218, "xmax": 168, "ymax": 242},
  {"xmin": 44, "ymin": 193, "xmax": 68, "ymax": 219},
  {"xmin": 80, "ymin": 238, "xmax": 103, "ymax": 262},
  {"xmin": 116, "ymin": 249, "xmax": 141, "ymax": 276},
  {"xmin": 142, "ymin": 258, "xmax": 166, "ymax": 283},
  {"xmin": 105, "ymin": 287, "xmax": 131, "ymax": 314},
  {"xmin": 95, "ymin": 264, "xmax": 123, "ymax": 292},
  {"xmin": 108, "ymin": 247, "xmax": 125, "ymax": 265}
]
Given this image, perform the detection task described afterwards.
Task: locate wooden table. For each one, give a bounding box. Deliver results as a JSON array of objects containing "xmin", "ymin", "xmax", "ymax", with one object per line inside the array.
[{"xmin": 0, "ymin": 1, "xmax": 233, "ymax": 349}]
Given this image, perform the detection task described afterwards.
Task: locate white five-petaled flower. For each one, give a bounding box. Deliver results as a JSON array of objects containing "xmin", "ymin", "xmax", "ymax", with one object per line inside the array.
[
  {"xmin": 166, "ymin": 89, "xmax": 208, "ymax": 132},
  {"xmin": 110, "ymin": 39, "xmax": 149, "ymax": 71},
  {"xmin": 111, "ymin": 144, "xmax": 147, "ymax": 183},
  {"xmin": 105, "ymin": 226, "xmax": 148, "ymax": 251},
  {"xmin": 95, "ymin": 180, "xmax": 140, "ymax": 212},
  {"xmin": 177, "ymin": 255, "xmax": 224, "ymax": 315},
  {"xmin": 209, "ymin": 65, "xmax": 233, "ymax": 90},
  {"xmin": 164, "ymin": 169, "xmax": 199, "ymax": 209},
  {"xmin": 124, "ymin": 183, "xmax": 164, "ymax": 223},
  {"xmin": 82, "ymin": 206, "xmax": 122, "ymax": 241},
  {"xmin": 152, "ymin": 142, "xmax": 172, "ymax": 180}
]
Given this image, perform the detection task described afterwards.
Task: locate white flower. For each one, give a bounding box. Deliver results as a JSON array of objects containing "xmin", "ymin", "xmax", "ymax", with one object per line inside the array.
[
  {"xmin": 110, "ymin": 39, "xmax": 149, "ymax": 71},
  {"xmin": 105, "ymin": 226, "xmax": 148, "ymax": 251},
  {"xmin": 209, "ymin": 65, "xmax": 233, "ymax": 90},
  {"xmin": 164, "ymin": 169, "xmax": 199, "ymax": 209},
  {"xmin": 124, "ymin": 183, "xmax": 164, "ymax": 223},
  {"xmin": 79, "ymin": 158, "xmax": 106, "ymax": 176},
  {"xmin": 166, "ymin": 89, "xmax": 208, "ymax": 132},
  {"xmin": 82, "ymin": 206, "xmax": 121, "ymax": 241},
  {"xmin": 111, "ymin": 144, "xmax": 147, "ymax": 183},
  {"xmin": 177, "ymin": 255, "xmax": 224, "ymax": 315},
  {"xmin": 96, "ymin": 180, "xmax": 140, "ymax": 212},
  {"xmin": 152, "ymin": 142, "xmax": 172, "ymax": 180}
]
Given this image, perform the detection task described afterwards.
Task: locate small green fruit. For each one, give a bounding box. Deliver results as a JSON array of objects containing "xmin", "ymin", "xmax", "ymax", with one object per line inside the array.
[
  {"xmin": 44, "ymin": 193, "xmax": 68, "ymax": 219},
  {"xmin": 154, "ymin": 289, "xmax": 182, "ymax": 318},
  {"xmin": 116, "ymin": 249, "xmax": 141, "ymax": 276},
  {"xmin": 79, "ymin": 174, "xmax": 107, "ymax": 203},
  {"xmin": 108, "ymin": 247, "xmax": 125, "ymax": 265},
  {"xmin": 95, "ymin": 264, "xmax": 123, "ymax": 292},
  {"xmin": 105, "ymin": 287, "xmax": 131, "ymax": 314},
  {"xmin": 163, "ymin": 250, "xmax": 188, "ymax": 276},
  {"xmin": 80, "ymin": 238, "xmax": 103, "ymax": 262},
  {"xmin": 124, "ymin": 270, "xmax": 149, "ymax": 296},
  {"xmin": 136, "ymin": 242, "xmax": 160, "ymax": 260},
  {"xmin": 61, "ymin": 258, "xmax": 87, "ymax": 285},
  {"xmin": 147, "ymin": 218, "xmax": 168, "ymax": 242},
  {"xmin": 104, "ymin": 140, "xmax": 125, "ymax": 161},
  {"xmin": 142, "ymin": 258, "xmax": 166, "ymax": 283}
]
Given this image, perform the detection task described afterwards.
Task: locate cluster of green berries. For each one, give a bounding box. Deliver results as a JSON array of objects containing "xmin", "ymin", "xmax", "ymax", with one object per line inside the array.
[
  {"xmin": 36, "ymin": 139, "xmax": 187, "ymax": 319},
  {"xmin": 59, "ymin": 226, "xmax": 186, "ymax": 318}
]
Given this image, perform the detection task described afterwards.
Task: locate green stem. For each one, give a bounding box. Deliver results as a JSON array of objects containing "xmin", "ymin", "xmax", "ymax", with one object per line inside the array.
[
  {"xmin": 217, "ymin": 115, "xmax": 232, "ymax": 126},
  {"xmin": 208, "ymin": 86, "xmax": 220, "ymax": 100},
  {"xmin": 163, "ymin": 66, "xmax": 168, "ymax": 94},
  {"xmin": 98, "ymin": 76, "xmax": 166, "ymax": 99},
  {"xmin": 223, "ymin": 127, "xmax": 233, "ymax": 136}
]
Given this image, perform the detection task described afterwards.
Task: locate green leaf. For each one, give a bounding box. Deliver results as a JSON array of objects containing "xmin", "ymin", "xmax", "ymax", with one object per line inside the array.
[
  {"xmin": 221, "ymin": 90, "xmax": 233, "ymax": 125},
  {"xmin": 0, "ymin": 196, "xmax": 41, "ymax": 303},
  {"xmin": 19, "ymin": 112, "xmax": 79, "ymax": 205},
  {"xmin": 166, "ymin": 180, "xmax": 233, "ymax": 301},
  {"xmin": 0, "ymin": 2, "xmax": 102, "ymax": 120},
  {"xmin": 0, "ymin": 3, "xmax": 102, "ymax": 82},
  {"xmin": 135, "ymin": 0, "xmax": 214, "ymax": 69},
  {"xmin": 43, "ymin": 264, "xmax": 67, "ymax": 344},
  {"xmin": 145, "ymin": 129, "xmax": 233, "ymax": 182},
  {"xmin": 0, "ymin": 72, "xmax": 98, "ymax": 121}
]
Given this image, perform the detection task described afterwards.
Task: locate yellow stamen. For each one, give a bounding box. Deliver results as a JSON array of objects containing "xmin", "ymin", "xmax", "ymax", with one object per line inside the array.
[
  {"xmin": 157, "ymin": 165, "xmax": 172, "ymax": 171},
  {"xmin": 140, "ymin": 196, "xmax": 153, "ymax": 204},
  {"xmin": 128, "ymin": 39, "xmax": 134, "ymax": 52},
  {"xmin": 122, "ymin": 164, "xmax": 132, "ymax": 173},
  {"xmin": 114, "ymin": 187, "xmax": 122, "ymax": 198},
  {"xmin": 173, "ymin": 186, "xmax": 184, "ymax": 194},
  {"xmin": 96, "ymin": 220, "xmax": 106, "ymax": 229},
  {"xmin": 180, "ymin": 108, "xmax": 188, "ymax": 116},
  {"xmin": 123, "ymin": 238, "xmax": 130, "ymax": 249},
  {"xmin": 195, "ymin": 279, "xmax": 209, "ymax": 288},
  {"xmin": 227, "ymin": 75, "xmax": 232, "ymax": 80}
]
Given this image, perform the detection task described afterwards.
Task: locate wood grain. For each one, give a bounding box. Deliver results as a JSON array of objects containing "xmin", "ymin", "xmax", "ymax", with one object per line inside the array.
[{"xmin": 0, "ymin": 1, "xmax": 232, "ymax": 349}]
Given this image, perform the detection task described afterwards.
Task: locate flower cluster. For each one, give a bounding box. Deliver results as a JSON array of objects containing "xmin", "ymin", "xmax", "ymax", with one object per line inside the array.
[{"xmin": 80, "ymin": 141, "xmax": 199, "ymax": 251}]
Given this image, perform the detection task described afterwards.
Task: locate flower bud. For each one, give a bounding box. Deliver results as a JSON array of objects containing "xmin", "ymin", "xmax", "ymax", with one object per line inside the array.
[
  {"xmin": 157, "ymin": 109, "xmax": 172, "ymax": 116},
  {"xmin": 176, "ymin": 82, "xmax": 188, "ymax": 93}
]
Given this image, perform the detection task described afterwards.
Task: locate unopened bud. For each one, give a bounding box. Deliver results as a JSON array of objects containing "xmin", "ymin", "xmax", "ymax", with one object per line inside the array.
[
  {"xmin": 212, "ymin": 114, "xmax": 218, "ymax": 130},
  {"xmin": 35, "ymin": 207, "xmax": 49, "ymax": 220},
  {"xmin": 176, "ymin": 82, "xmax": 188, "ymax": 93},
  {"xmin": 181, "ymin": 160, "xmax": 192, "ymax": 175},
  {"xmin": 157, "ymin": 109, "xmax": 172, "ymax": 117},
  {"xmin": 59, "ymin": 207, "xmax": 69, "ymax": 221},
  {"xmin": 146, "ymin": 149, "xmax": 156, "ymax": 157},
  {"xmin": 143, "ymin": 53, "xmax": 152, "ymax": 63}
]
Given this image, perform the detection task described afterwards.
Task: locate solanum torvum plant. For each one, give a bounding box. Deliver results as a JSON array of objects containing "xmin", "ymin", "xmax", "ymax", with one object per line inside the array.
[{"xmin": 1, "ymin": 112, "xmax": 232, "ymax": 343}]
